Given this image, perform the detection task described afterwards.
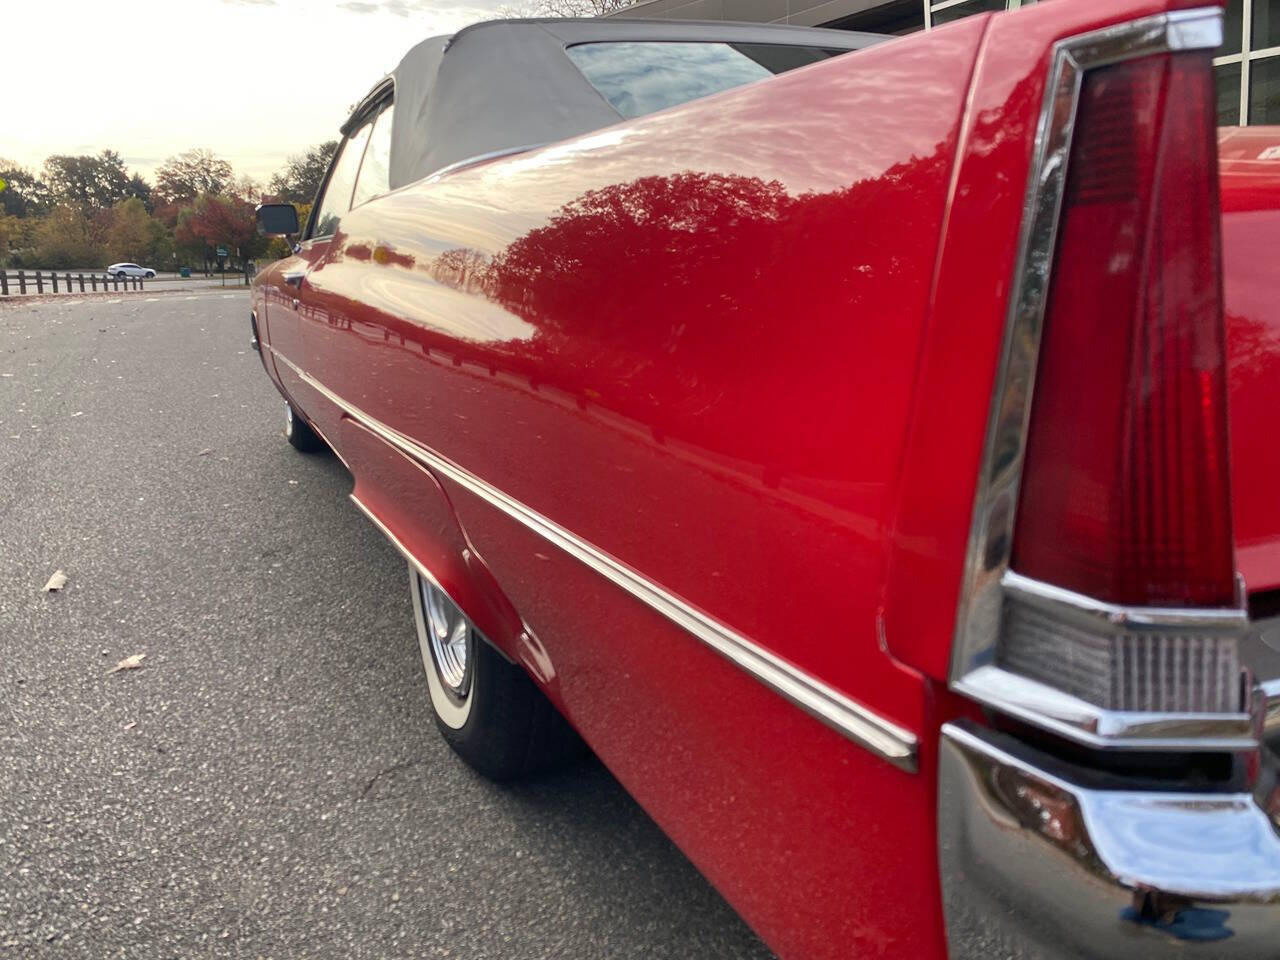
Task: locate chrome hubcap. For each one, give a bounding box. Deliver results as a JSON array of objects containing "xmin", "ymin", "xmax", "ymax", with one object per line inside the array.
[
  {"xmin": 285, "ymin": 404, "xmax": 294, "ymax": 436},
  {"xmin": 419, "ymin": 576, "xmax": 471, "ymax": 696}
]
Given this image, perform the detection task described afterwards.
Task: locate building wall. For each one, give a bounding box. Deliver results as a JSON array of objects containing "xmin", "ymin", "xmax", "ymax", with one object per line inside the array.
[
  {"xmin": 609, "ymin": 0, "xmax": 1280, "ymax": 124},
  {"xmin": 1217, "ymin": 0, "xmax": 1280, "ymax": 124}
]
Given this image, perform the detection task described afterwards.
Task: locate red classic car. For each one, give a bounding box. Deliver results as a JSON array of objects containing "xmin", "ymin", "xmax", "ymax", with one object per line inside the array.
[{"xmin": 250, "ymin": 4, "xmax": 1280, "ymax": 957}]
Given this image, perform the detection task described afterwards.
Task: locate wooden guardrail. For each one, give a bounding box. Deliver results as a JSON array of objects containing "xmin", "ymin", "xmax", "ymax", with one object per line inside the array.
[{"xmin": 0, "ymin": 270, "xmax": 146, "ymax": 296}]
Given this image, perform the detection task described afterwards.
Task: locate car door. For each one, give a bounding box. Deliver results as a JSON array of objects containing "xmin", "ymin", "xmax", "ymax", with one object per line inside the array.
[
  {"xmin": 292, "ymin": 101, "xmax": 397, "ymax": 435},
  {"xmin": 264, "ymin": 115, "xmax": 375, "ymax": 437}
]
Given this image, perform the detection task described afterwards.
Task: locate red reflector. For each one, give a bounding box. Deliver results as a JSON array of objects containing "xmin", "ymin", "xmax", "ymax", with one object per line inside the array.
[{"xmin": 1011, "ymin": 53, "xmax": 1235, "ymax": 608}]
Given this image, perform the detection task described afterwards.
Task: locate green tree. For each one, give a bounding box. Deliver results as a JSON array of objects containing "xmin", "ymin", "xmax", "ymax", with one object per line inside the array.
[
  {"xmin": 0, "ymin": 215, "xmax": 14, "ymax": 262},
  {"xmin": 0, "ymin": 161, "xmax": 50, "ymax": 217},
  {"xmin": 105, "ymin": 197, "xmax": 155, "ymax": 263},
  {"xmin": 43, "ymin": 150, "xmax": 131, "ymax": 210},
  {"xmin": 125, "ymin": 173, "xmax": 153, "ymax": 212},
  {"xmin": 268, "ymin": 141, "xmax": 337, "ymax": 204},
  {"xmin": 154, "ymin": 149, "xmax": 233, "ymax": 205},
  {"xmin": 33, "ymin": 205, "xmax": 103, "ymax": 268}
]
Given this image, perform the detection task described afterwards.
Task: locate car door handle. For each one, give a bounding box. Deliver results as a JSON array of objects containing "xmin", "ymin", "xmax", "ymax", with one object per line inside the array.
[{"xmin": 283, "ymin": 270, "xmax": 305, "ymax": 288}]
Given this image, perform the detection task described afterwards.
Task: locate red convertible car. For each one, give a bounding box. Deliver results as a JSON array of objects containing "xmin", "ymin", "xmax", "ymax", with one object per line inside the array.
[{"xmin": 251, "ymin": 3, "xmax": 1280, "ymax": 957}]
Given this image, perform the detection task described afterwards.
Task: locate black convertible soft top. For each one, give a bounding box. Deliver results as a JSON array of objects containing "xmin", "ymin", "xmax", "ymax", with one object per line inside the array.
[{"xmin": 341, "ymin": 18, "xmax": 884, "ymax": 191}]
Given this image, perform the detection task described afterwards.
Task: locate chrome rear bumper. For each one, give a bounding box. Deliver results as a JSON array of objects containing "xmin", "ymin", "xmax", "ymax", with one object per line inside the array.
[{"xmin": 939, "ymin": 722, "xmax": 1280, "ymax": 958}]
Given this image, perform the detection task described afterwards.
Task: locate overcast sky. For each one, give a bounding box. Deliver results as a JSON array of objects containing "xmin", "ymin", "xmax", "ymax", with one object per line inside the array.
[{"xmin": 2, "ymin": 0, "xmax": 513, "ymax": 185}]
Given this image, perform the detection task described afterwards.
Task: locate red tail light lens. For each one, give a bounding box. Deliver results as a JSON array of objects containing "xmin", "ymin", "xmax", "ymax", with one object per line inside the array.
[{"xmin": 1010, "ymin": 52, "xmax": 1235, "ymax": 609}]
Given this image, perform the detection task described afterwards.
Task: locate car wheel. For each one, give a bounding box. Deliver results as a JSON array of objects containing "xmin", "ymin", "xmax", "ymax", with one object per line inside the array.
[
  {"xmin": 284, "ymin": 401, "xmax": 325, "ymax": 452},
  {"xmin": 145, "ymin": 271, "xmax": 155, "ymax": 279},
  {"xmin": 410, "ymin": 566, "xmax": 585, "ymax": 780},
  {"xmin": 115, "ymin": 272, "xmax": 126, "ymax": 279}
]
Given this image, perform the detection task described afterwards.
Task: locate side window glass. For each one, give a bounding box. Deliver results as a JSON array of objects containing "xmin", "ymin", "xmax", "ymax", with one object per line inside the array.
[
  {"xmin": 351, "ymin": 103, "xmax": 394, "ymax": 210},
  {"xmin": 309, "ymin": 121, "xmax": 372, "ymax": 239}
]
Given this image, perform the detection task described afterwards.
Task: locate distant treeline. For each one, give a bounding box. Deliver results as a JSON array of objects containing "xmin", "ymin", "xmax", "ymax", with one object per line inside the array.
[{"xmin": 0, "ymin": 143, "xmax": 336, "ymax": 270}]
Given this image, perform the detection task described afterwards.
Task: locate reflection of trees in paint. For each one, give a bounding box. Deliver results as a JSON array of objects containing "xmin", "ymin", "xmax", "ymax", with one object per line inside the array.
[{"xmin": 452, "ymin": 148, "xmax": 951, "ymax": 473}]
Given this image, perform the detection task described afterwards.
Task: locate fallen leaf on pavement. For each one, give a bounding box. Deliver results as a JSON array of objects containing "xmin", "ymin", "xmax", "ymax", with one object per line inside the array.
[
  {"xmin": 196, "ymin": 448, "xmax": 213, "ymax": 456},
  {"xmin": 42, "ymin": 570, "xmax": 68, "ymax": 592},
  {"xmin": 107, "ymin": 654, "xmax": 146, "ymax": 675}
]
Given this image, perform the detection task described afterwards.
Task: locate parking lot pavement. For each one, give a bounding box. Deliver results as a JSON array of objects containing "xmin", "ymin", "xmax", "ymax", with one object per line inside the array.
[{"xmin": 0, "ymin": 295, "xmax": 774, "ymax": 959}]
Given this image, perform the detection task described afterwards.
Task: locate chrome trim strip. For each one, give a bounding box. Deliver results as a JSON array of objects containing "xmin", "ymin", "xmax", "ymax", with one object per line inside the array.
[
  {"xmin": 348, "ymin": 492, "xmax": 515, "ymax": 664},
  {"xmin": 953, "ymin": 665, "xmax": 1256, "ymax": 750},
  {"xmin": 1003, "ymin": 571, "xmax": 1248, "ymax": 634},
  {"xmin": 939, "ymin": 721, "xmax": 1280, "ymax": 959},
  {"xmin": 948, "ymin": 8, "xmax": 1242, "ymax": 749},
  {"xmin": 1263, "ymin": 679, "xmax": 1280, "ymax": 738},
  {"xmin": 349, "ymin": 492, "xmax": 454, "ymax": 611},
  {"xmin": 269, "ymin": 346, "xmax": 918, "ymax": 771}
]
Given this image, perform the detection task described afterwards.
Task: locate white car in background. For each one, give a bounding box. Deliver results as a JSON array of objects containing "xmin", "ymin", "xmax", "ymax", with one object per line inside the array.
[{"xmin": 106, "ymin": 263, "xmax": 156, "ymax": 279}]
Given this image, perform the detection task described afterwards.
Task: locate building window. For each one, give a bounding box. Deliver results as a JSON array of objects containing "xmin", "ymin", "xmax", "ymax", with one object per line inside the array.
[
  {"xmin": 826, "ymin": 0, "xmax": 924, "ymax": 35},
  {"xmin": 1215, "ymin": 0, "xmax": 1280, "ymax": 124},
  {"xmin": 927, "ymin": 0, "xmax": 1010, "ymax": 28}
]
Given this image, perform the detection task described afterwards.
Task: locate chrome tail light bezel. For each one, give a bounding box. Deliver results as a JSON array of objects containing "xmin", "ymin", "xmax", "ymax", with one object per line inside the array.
[{"xmin": 947, "ymin": 6, "xmax": 1257, "ymax": 752}]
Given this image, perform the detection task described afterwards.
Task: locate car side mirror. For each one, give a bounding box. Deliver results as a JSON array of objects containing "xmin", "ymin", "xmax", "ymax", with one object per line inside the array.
[{"xmin": 257, "ymin": 203, "xmax": 300, "ymax": 237}]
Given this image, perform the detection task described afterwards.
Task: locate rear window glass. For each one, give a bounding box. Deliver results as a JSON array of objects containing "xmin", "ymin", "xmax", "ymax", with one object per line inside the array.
[{"xmin": 566, "ymin": 41, "xmax": 850, "ymax": 119}]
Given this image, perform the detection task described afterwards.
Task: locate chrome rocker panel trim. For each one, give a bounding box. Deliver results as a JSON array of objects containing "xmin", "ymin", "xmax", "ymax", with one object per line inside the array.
[
  {"xmin": 939, "ymin": 721, "xmax": 1280, "ymax": 960},
  {"xmin": 948, "ymin": 7, "xmax": 1242, "ymax": 751},
  {"xmin": 348, "ymin": 492, "xmax": 514, "ymax": 667},
  {"xmin": 269, "ymin": 346, "xmax": 918, "ymax": 772}
]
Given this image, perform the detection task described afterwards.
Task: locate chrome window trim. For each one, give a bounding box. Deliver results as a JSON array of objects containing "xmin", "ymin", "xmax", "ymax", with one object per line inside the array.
[
  {"xmin": 269, "ymin": 346, "xmax": 919, "ymax": 772},
  {"xmin": 948, "ymin": 7, "xmax": 1242, "ymax": 750},
  {"xmin": 424, "ymin": 144, "xmax": 546, "ymax": 183}
]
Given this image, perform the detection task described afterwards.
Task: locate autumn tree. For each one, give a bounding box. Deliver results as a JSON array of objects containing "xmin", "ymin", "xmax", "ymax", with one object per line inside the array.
[
  {"xmin": 174, "ymin": 192, "xmax": 267, "ymax": 271},
  {"xmin": 33, "ymin": 205, "xmax": 103, "ymax": 268},
  {"xmin": 154, "ymin": 149, "xmax": 233, "ymax": 205},
  {"xmin": 268, "ymin": 141, "xmax": 338, "ymax": 204},
  {"xmin": 43, "ymin": 151, "xmax": 131, "ymax": 210}
]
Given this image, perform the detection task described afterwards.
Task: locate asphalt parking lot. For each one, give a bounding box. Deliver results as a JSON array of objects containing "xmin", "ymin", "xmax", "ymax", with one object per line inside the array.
[{"xmin": 0, "ymin": 292, "xmax": 774, "ymax": 959}]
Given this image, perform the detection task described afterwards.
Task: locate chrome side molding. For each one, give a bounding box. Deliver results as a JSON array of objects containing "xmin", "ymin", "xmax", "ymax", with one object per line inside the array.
[
  {"xmin": 939, "ymin": 721, "xmax": 1280, "ymax": 959},
  {"xmin": 269, "ymin": 346, "xmax": 919, "ymax": 772}
]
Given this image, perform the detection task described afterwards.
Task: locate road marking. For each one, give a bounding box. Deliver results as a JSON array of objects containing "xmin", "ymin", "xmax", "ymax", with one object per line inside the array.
[
  {"xmin": 107, "ymin": 299, "xmax": 121, "ymax": 304},
  {"xmin": 146, "ymin": 297, "xmax": 159, "ymax": 302}
]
